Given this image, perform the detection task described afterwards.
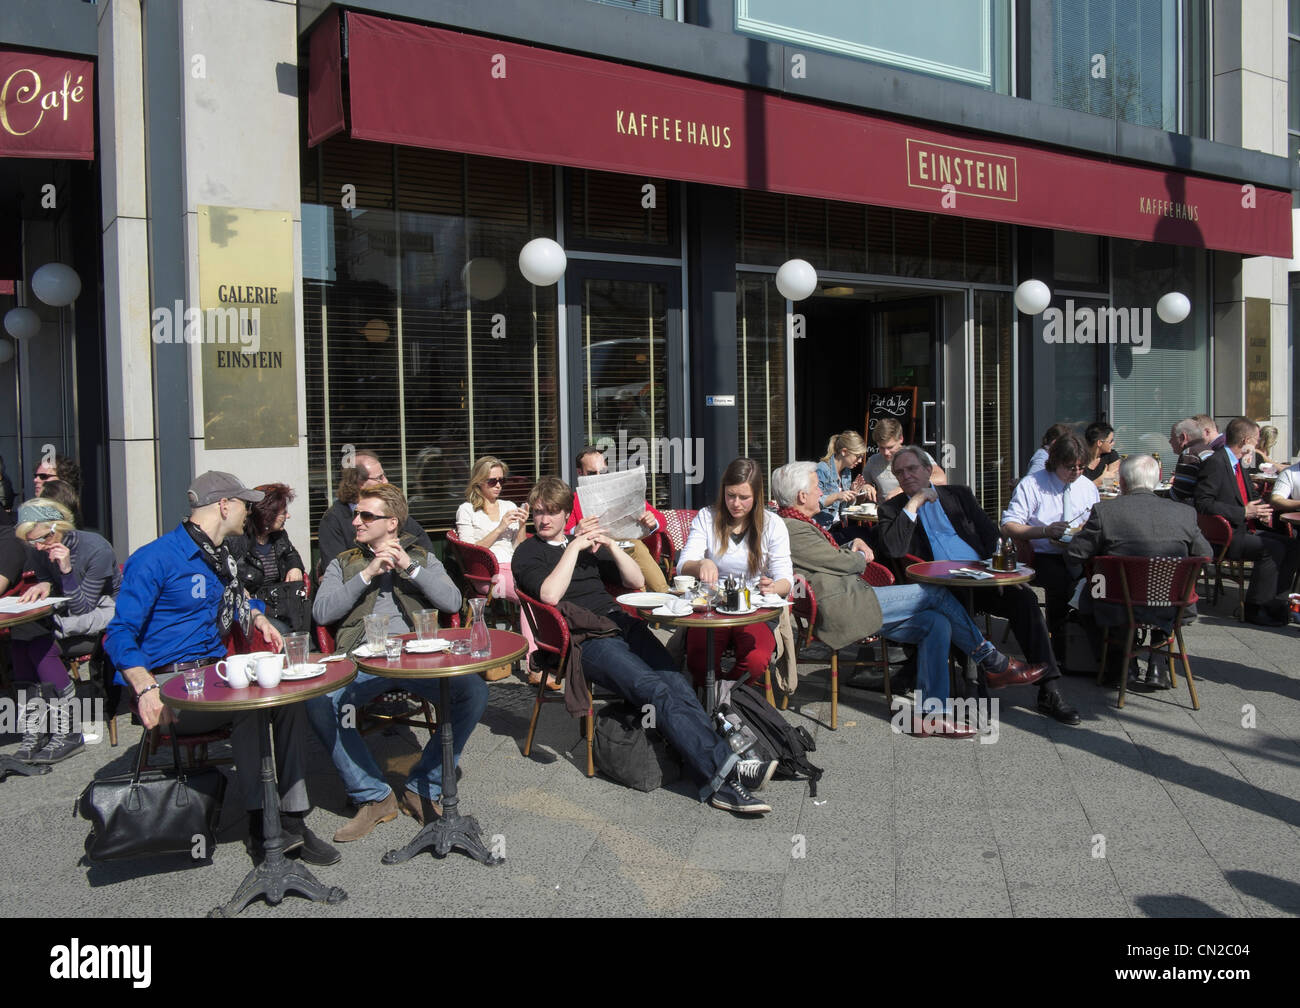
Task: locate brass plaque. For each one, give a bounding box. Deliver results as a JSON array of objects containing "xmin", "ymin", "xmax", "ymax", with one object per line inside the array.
[
  {"xmin": 197, "ymin": 205, "xmax": 298, "ymax": 448},
  {"xmin": 1245, "ymin": 296, "xmax": 1270, "ymax": 423}
]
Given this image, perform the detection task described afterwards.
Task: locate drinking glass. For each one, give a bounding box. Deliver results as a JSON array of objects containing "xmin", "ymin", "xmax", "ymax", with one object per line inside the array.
[
  {"xmin": 363, "ymin": 613, "xmax": 389, "ymax": 652},
  {"xmin": 384, "ymin": 637, "xmax": 403, "ymax": 660},
  {"xmin": 178, "ymin": 660, "xmax": 205, "ymax": 696},
  {"xmin": 413, "ymin": 609, "xmax": 438, "ymax": 640},
  {"xmin": 284, "ymin": 632, "xmax": 310, "ymax": 672}
]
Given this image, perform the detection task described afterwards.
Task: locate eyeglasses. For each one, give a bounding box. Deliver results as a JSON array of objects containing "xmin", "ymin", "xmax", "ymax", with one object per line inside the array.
[
  {"xmin": 362, "ymin": 472, "xmax": 387, "ymax": 484},
  {"xmin": 355, "ymin": 510, "xmax": 392, "ymax": 524},
  {"xmin": 482, "ymin": 477, "xmax": 504, "ymax": 488},
  {"xmin": 26, "ymin": 529, "xmax": 56, "ymax": 545},
  {"xmin": 1062, "ymin": 464, "xmax": 1086, "ymax": 472},
  {"xmin": 32, "ymin": 472, "xmax": 55, "ymax": 483}
]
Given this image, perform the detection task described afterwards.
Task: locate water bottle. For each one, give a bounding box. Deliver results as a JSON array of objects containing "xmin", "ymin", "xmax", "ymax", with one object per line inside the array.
[{"xmin": 716, "ymin": 711, "xmax": 758, "ymax": 758}]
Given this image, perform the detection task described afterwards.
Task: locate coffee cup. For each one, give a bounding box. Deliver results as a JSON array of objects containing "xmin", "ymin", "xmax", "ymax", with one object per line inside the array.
[
  {"xmin": 216, "ymin": 653, "xmax": 257, "ymax": 689},
  {"xmin": 255, "ymin": 653, "xmax": 286, "ymax": 689},
  {"xmin": 673, "ymin": 575, "xmax": 696, "ymax": 593}
]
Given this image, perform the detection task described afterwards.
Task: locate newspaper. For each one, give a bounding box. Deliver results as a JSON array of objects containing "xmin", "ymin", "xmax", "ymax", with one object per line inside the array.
[{"xmin": 575, "ymin": 466, "xmax": 648, "ymax": 541}]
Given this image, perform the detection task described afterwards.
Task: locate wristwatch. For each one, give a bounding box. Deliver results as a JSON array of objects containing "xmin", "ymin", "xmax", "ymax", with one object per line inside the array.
[{"xmin": 403, "ymin": 561, "xmax": 420, "ymax": 578}]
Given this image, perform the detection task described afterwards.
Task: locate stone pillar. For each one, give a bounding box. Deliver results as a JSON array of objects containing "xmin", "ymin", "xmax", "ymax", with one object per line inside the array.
[{"xmin": 1212, "ymin": 0, "xmax": 1291, "ymax": 455}]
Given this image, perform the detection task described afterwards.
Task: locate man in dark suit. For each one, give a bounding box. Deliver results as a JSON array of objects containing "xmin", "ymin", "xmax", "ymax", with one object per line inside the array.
[
  {"xmin": 1067, "ymin": 454, "xmax": 1211, "ymax": 688},
  {"xmin": 1193, "ymin": 417, "xmax": 1297, "ymax": 626},
  {"xmin": 316, "ymin": 449, "xmax": 433, "ymax": 573},
  {"xmin": 876, "ymin": 447, "xmax": 1079, "ymax": 725}
]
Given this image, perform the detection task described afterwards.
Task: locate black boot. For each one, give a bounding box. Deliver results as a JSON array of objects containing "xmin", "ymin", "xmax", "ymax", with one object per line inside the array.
[{"xmin": 30, "ymin": 682, "xmax": 83, "ymax": 764}]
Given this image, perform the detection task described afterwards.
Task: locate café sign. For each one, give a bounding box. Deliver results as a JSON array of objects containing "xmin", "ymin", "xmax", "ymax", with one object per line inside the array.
[{"xmin": 0, "ymin": 49, "xmax": 94, "ymax": 159}]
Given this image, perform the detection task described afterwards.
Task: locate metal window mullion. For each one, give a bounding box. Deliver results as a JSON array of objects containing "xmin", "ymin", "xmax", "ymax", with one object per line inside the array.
[
  {"xmin": 647, "ymin": 283, "xmax": 657, "ymax": 501},
  {"xmin": 320, "ymin": 293, "xmax": 332, "ymax": 504},
  {"xmin": 394, "ymin": 149, "xmax": 408, "ymax": 489}
]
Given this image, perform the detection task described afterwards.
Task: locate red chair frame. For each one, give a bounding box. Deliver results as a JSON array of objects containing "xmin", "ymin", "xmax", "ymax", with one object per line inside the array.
[{"xmin": 517, "ymin": 588, "xmax": 599, "ymax": 777}]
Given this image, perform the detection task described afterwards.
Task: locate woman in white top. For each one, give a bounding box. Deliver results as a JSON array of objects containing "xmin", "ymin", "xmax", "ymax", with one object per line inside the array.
[
  {"xmin": 678, "ymin": 457, "xmax": 792, "ymax": 687},
  {"xmin": 455, "ymin": 456, "xmax": 540, "ymax": 674}
]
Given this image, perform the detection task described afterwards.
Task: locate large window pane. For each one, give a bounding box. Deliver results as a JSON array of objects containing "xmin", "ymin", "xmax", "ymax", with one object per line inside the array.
[
  {"xmin": 579, "ymin": 279, "xmax": 671, "ymax": 509},
  {"xmin": 736, "ymin": 275, "xmax": 789, "ymax": 486},
  {"xmin": 303, "ymin": 143, "xmax": 558, "ymax": 553},
  {"xmin": 973, "ymin": 290, "xmax": 1014, "ymax": 517},
  {"xmin": 738, "ymin": 0, "xmax": 1011, "ymax": 92}
]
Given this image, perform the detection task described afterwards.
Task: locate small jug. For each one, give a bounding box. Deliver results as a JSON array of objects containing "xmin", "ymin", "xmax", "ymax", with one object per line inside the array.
[{"xmin": 468, "ymin": 597, "xmax": 491, "ymax": 657}]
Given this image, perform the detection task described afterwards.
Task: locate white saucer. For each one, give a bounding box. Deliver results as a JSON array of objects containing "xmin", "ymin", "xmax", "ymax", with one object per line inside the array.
[
  {"xmin": 405, "ymin": 639, "xmax": 452, "ymax": 654},
  {"xmin": 282, "ymin": 663, "xmax": 326, "ymax": 681}
]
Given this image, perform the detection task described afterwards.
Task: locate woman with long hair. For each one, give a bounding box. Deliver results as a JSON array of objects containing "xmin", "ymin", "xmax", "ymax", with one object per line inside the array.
[
  {"xmin": 815, "ymin": 430, "xmax": 869, "ymax": 541},
  {"xmin": 677, "ymin": 458, "xmax": 792, "ymax": 687},
  {"xmin": 455, "ymin": 456, "xmax": 540, "ymax": 680},
  {"xmin": 226, "ymin": 483, "xmax": 308, "ymax": 634},
  {"xmin": 11, "ymin": 498, "xmax": 121, "ymax": 764}
]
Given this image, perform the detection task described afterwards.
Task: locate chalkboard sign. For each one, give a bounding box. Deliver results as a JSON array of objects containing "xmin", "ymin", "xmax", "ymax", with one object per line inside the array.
[{"xmin": 864, "ymin": 387, "xmax": 918, "ymax": 456}]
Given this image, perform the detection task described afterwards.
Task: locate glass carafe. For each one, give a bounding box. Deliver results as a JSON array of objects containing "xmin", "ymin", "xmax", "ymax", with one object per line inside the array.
[{"xmin": 468, "ymin": 597, "xmax": 491, "ymax": 657}]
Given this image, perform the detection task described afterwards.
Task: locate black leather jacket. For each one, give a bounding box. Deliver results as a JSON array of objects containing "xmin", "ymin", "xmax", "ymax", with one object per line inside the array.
[{"xmin": 226, "ymin": 530, "xmax": 306, "ymax": 596}]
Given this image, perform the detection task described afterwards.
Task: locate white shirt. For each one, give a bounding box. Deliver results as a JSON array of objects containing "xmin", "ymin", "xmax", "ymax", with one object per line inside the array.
[
  {"xmin": 1272, "ymin": 463, "xmax": 1300, "ymax": 502},
  {"xmin": 455, "ymin": 500, "xmax": 519, "ymax": 564},
  {"xmin": 1001, "ymin": 469, "xmax": 1099, "ymax": 555},
  {"xmin": 679, "ymin": 506, "xmax": 793, "ymax": 584},
  {"xmin": 1025, "ymin": 447, "xmax": 1049, "ymax": 477}
]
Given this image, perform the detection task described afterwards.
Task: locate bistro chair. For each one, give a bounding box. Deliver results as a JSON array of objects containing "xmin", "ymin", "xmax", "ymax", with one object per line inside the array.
[
  {"xmin": 789, "ymin": 567, "xmax": 896, "ymax": 731},
  {"xmin": 1196, "ymin": 514, "xmax": 1245, "ymax": 621},
  {"xmin": 659, "ymin": 508, "xmax": 698, "ymax": 577},
  {"xmin": 1087, "ymin": 554, "xmax": 1207, "ymax": 710},
  {"xmin": 517, "ymin": 588, "xmax": 600, "ymax": 777},
  {"xmin": 445, "ymin": 529, "xmax": 523, "ymax": 680}
]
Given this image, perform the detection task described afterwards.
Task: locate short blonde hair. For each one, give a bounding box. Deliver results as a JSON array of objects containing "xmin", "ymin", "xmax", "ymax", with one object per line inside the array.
[
  {"xmin": 14, "ymin": 498, "xmax": 75, "ymax": 541},
  {"xmin": 356, "ymin": 483, "xmax": 408, "ymax": 528},
  {"xmin": 821, "ymin": 430, "xmax": 867, "ymax": 464},
  {"xmin": 873, "ymin": 418, "xmax": 903, "ymax": 444}
]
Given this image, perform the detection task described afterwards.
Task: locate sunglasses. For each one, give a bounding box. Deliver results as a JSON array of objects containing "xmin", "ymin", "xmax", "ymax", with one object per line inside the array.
[
  {"xmin": 355, "ymin": 510, "xmax": 392, "ymax": 524},
  {"xmin": 1062, "ymin": 464, "xmax": 1086, "ymax": 472},
  {"xmin": 482, "ymin": 477, "xmax": 504, "ymax": 488},
  {"xmin": 33, "ymin": 472, "xmax": 55, "ymax": 482}
]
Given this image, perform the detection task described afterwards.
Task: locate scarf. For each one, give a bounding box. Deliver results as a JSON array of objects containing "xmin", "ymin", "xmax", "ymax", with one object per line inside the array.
[
  {"xmin": 184, "ymin": 520, "xmax": 253, "ymax": 637},
  {"xmin": 776, "ymin": 505, "xmax": 838, "ymax": 547}
]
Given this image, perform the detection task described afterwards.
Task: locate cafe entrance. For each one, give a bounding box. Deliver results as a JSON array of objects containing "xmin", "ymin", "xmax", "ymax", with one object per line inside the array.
[{"xmin": 793, "ymin": 287, "xmax": 947, "ymax": 466}]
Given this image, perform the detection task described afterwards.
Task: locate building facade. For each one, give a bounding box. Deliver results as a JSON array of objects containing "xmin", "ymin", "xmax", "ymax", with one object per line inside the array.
[{"xmin": 1, "ymin": 0, "xmax": 1295, "ymax": 560}]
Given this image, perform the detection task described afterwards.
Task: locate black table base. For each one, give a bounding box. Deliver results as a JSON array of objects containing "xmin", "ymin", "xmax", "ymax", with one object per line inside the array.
[
  {"xmin": 382, "ymin": 678, "xmax": 502, "ymax": 868},
  {"xmin": 209, "ymin": 712, "xmax": 347, "ymax": 917},
  {"xmin": 0, "ymin": 755, "xmax": 51, "ymax": 779}
]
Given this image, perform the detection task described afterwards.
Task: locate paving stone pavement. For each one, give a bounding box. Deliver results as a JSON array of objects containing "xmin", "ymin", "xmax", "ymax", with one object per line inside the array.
[{"xmin": 1, "ymin": 595, "xmax": 1297, "ymax": 918}]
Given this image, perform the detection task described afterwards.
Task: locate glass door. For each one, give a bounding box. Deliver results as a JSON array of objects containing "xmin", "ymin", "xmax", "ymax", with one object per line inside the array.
[
  {"xmin": 565, "ymin": 263, "xmax": 684, "ymax": 510},
  {"xmin": 869, "ymin": 296, "xmax": 944, "ymax": 461}
]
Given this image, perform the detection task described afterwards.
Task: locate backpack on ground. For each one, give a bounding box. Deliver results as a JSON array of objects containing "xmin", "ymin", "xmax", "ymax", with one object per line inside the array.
[
  {"xmin": 717, "ymin": 682, "xmax": 823, "ymax": 797},
  {"xmin": 592, "ymin": 701, "xmax": 682, "ymax": 792}
]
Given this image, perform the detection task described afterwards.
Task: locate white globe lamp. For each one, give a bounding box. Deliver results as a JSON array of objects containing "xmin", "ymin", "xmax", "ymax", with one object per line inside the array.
[
  {"xmin": 3, "ymin": 306, "xmax": 40, "ymax": 340},
  {"xmin": 1156, "ymin": 292, "xmax": 1191, "ymax": 324},
  {"xmin": 30, "ymin": 263, "xmax": 81, "ymax": 307},
  {"xmin": 518, "ymin": 238, "xmax": 567, "ymax": 286},
  {"xmin": 1014, "ymin": 280, "xmax": 1052, "ymax": 316},
  {"xmin": 775, "ymin": 259, "xmax": 818, "ymax": 301}
]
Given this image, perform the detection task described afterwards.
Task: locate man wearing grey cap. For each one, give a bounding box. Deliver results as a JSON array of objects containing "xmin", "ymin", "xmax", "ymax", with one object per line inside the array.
[{"xmin": 104, "ymin": 471, "xmax": 338, "ymax": 866}]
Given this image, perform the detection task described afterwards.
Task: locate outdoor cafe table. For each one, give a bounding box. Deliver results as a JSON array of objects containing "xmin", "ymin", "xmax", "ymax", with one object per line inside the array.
[
  {"xmin": 620, "ymin": 596, "xmax": 783, "ymax": 710},
  {"xmin": 159, "ymin": 657, "xmax": 357, "ymax": 917},
  {"xmin": 0, "ymin": 603, "xmax": 54, "ymax": 632},
  {"xmin": 352, "ymin": 627, "xmax": 526, "ymax": 868},
  {"xmin": 905, "ymin": 560, "xmax": 1037, "ymax": 691}
]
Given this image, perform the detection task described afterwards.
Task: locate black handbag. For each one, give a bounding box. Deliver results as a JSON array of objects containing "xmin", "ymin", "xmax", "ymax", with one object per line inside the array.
[
  {"xmin": 263, "ymin": 581, "xmax": 311, "ymax": 633},
  {"xmin": 77, "ymin": 728, "xmax": 227, "ymax": 862}
]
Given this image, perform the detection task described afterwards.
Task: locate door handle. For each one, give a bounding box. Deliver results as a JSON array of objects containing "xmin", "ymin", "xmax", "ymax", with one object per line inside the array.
[{"xmin": 921, "ymin": 401, "xmax": 937, "ymax": 447}]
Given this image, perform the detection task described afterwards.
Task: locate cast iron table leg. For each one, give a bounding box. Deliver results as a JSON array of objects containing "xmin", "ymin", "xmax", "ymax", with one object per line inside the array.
[
  {"xmin": 210, "ymin": 711, "xmax": 347, "ymax": 917},
  {"xmin": 705, "ymin": 627, "xmax": 716, "ymax": 712},
  {"xmin": 382, "ymin": 678, "xmax": 502, "ymax": 867}
]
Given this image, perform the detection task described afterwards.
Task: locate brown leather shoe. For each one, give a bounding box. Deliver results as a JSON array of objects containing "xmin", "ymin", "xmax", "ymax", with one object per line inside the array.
[
  {"xmin": 984, "ymin": 657, "xmax": 1048, "ymax": 689},
  {"xmin": 332, "ymin": 791, "xmax": 398, "ymax": 842},
  {"xmin": 398, "ymin": 789, "xmax": 443, "ymax": 825}
]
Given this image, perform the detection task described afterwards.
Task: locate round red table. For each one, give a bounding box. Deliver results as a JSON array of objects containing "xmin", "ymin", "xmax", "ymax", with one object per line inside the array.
[
  {"xmin": 352, "ymin": 627, "xmax": 526, "ymax": 867},
  {"xmin": 160, "ymin": 656, "xmax": 357, "ymax": 917}
]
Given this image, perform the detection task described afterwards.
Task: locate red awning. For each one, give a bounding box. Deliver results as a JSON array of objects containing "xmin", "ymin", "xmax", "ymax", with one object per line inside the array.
[
  {"xmin": 310, "ymin": 11, "xmax": 1292, "ymax": 258},
  {"xmin": 0, "ymin": 48, "xmax": 94, "ymax": 160}
]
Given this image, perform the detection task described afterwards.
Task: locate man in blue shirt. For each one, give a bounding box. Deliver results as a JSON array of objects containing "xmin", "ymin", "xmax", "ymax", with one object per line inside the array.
[
  {"xmin": 105, "ymin": 471, "xmax": 338, "ymax": 866},
  {"xmin": 876, "ymin": 447, "xmax": 1080, "ymax": 726}
]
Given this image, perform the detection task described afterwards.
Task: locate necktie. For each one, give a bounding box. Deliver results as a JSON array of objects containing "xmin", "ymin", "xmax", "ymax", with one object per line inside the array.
[{"xmin": 1234, "ymin": 463, "xmax": 1256, "ymax": 531}]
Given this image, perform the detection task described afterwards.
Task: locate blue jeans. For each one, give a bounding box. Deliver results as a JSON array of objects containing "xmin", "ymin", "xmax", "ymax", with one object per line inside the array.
[
  {"xmin": 582, "ymin": 622, "xmax": 736, "ymax": 799},
  {"xmin": 306, "ymin": 670, "xmax": 488, "ymax": 804},
  {"xmin": 874, "ymin": 584, "xmax": 987, "ymax": 707}
]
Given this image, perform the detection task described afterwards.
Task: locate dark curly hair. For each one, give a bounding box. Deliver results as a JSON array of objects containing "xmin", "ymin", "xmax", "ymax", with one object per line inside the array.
[{"xmin": 246, "ymin": 483, "xmax": 295, "ymax": 538}]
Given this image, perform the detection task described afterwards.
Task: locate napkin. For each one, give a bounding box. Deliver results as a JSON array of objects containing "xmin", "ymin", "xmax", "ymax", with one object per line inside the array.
[
  {"xmin": 952, "ymin": 568, "xmax": 995, "ymax": 580},
  {"xmin": 652, "ymin": 599, "xmax": 693, "ymax": 616}
]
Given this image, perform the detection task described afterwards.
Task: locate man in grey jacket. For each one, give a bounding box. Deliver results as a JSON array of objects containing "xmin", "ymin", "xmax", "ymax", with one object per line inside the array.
[
  {"xmin": 308, "ymin": 482, "xmax": 486, "ymax": 842},
  {"xmin": 772, "ymin": 461, "xmax": 1052, "ymax": 734}
]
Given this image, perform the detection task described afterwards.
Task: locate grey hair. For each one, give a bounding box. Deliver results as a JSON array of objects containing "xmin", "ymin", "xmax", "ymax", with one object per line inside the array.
[
  {"xmin": 1119, "ymin": 454, "xmax": 1160, "ymax": 492},
  {"xmin": 1173, "ymin": 417, "xmax": 1200, "ymax": 442},
  {"xmin": 891, "ymin": 445, "xmax": 929, "ymax": 471},
  {"xmin": 772, "ymin": 461, "xmax": 818, "ymax": 508}
]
